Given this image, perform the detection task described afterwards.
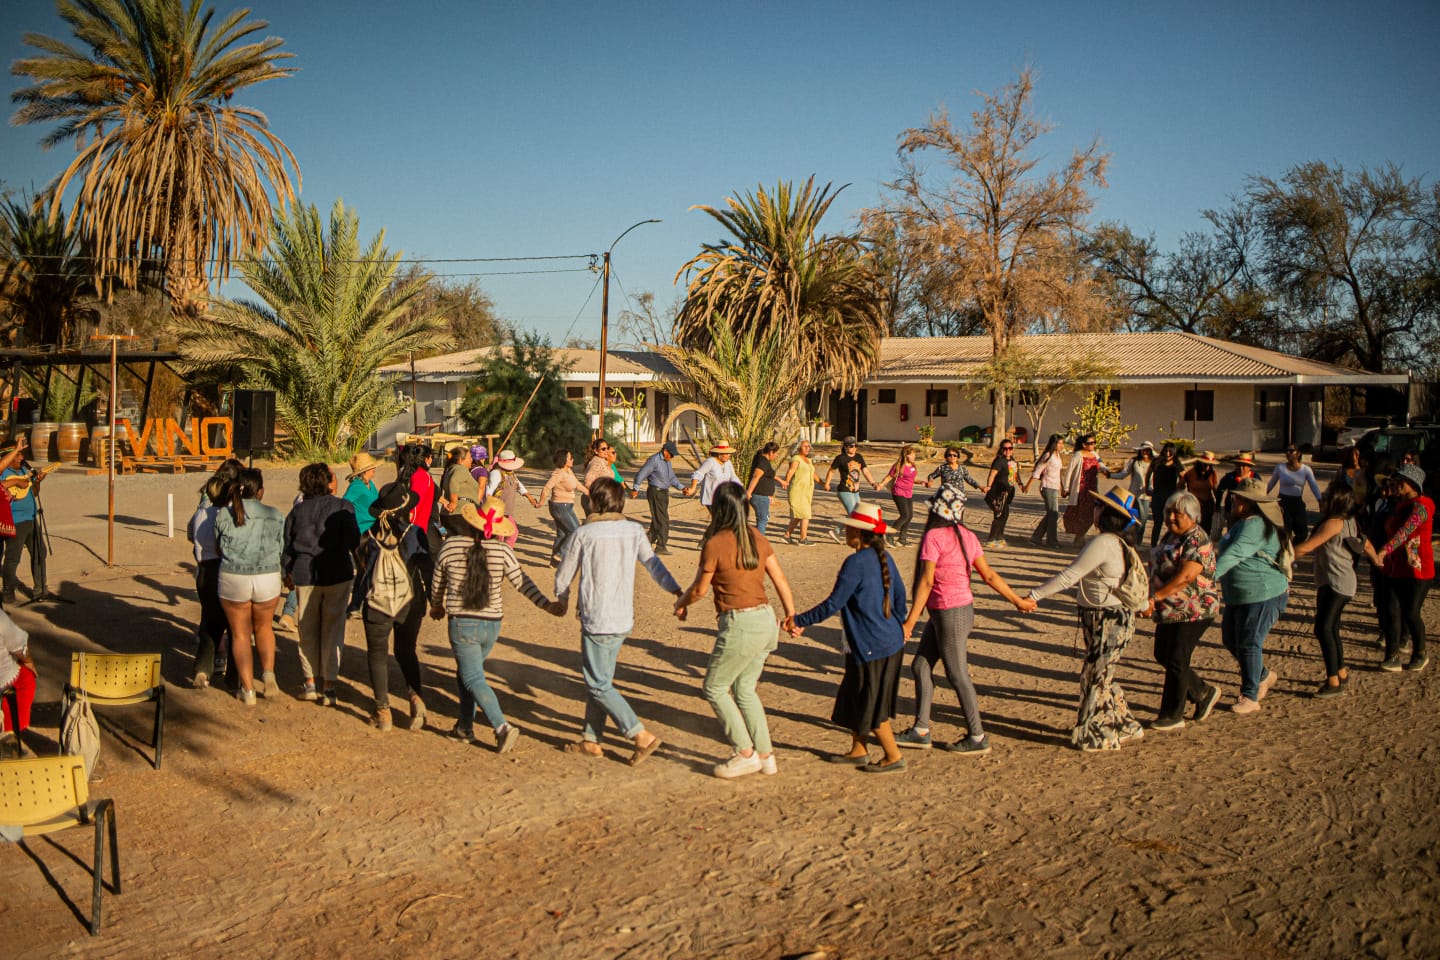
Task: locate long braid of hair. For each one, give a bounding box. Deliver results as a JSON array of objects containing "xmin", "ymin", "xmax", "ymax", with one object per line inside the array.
[
  {"xmin": 871, "ymin": 537, "xmax": 892, "ymax": 619},
  {"xmin": 460, "ymin": 532, "xmax": 492, "ymax": 608}
]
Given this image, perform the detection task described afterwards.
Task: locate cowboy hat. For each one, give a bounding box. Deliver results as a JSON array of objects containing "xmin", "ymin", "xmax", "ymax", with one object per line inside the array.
[
  {"xmin": 494, "ymin": 449, "xmax": 524, "ymax": 471},
  {"xmin": 1229, "ymin": 452, "xmax": 1257, "ymax": 467},
  {"xmin": 928, "ymin": 485, "xmax": 967, "ymax": 523},
  {"xmin": 1392, "ymin": 463, "xmax": 1427, "ymax": 495},
  {"xmin": 459, "ymin": 496, "xmax": 518, "ymax": 540},
  {"xmin": 709, "ymin": 441, "xmax": 736, "ymax": 455},
  {"xmin": 369, "ymin": 481, "xmax": 420, "ymax": 518},
  {"xmin": 1230, "ymin": 477, "xmax": 1285, "ymax": 527},
  {"xmin": 347, "ymin": 451, "xmax": 379, "ymax": 480},
  {"xmin": 839, "ymin": 503, "xmax": 889, "ymax": 535},
  {"xmin": 1192, "ymin": 451, "xmax": 1221, "ymax": 465},
  {"xmin": 1090, "ymin": 484, "xmax": 1140, "ymax": 525}
]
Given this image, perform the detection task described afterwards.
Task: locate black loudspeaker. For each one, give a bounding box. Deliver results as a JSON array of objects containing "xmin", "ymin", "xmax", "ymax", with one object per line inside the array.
[{"xmin": 231, "ymin": 389, "xmax": 276, "ymax": 453}]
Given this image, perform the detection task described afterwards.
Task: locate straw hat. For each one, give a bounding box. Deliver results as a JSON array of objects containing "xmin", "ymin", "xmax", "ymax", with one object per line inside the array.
[
  {"xmin": 459, "ymin": 496, "xmax": 518, "ymax": 540},
  {"xmin": 928, "ymin": 485, "xmax": 967, "ymax": 522},
  {"xmin": 709, "ymin": 441, "xmax": 736, "ymax": 456},
  {"xmin": 1090, "ymin": 484, "xmax": 1140, "ymax": 525},
  {"xmin": 1230, "ymin": 451, "xmax": 1256, "ymax": 467},
  {"xmin": 839, "ymin": 503, "xmax": 889, "ymax": 535},
  {"xmin": 347, "ymin": 451, "xmax": 379, "ymax": 480},
  {"xmin": 494, "ymin": 449, "xmax": 524, "ymax": 471},
  {"xmin": 1193, "ymin": 451, "xmax": 1221, "ymax": 465},
  {"xmin": 1230, "ymin": 477, "xmax": 1284, "ymax": 527}
]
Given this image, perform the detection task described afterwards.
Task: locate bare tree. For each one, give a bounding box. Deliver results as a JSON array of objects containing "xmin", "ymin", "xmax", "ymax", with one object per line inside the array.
[{"xmin": 882, "ymin": 68, "xmax": 1111, "ymax": 442}]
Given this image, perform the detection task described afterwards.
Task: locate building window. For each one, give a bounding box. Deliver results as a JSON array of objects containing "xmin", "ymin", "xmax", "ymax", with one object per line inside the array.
[
  {"xmin": 1185, "ymin": 389, "xmax": 1214, "ymax": 422},
  {"xmin": 925, "ymin": 389, "xmax": 948, "ymax": 418},
  {"xmin": 1094, "ymin": 389, "xmax": 1121, "ymax": 406},
  {"xmin": 566, "ymin": 386, "xmax": 585, "ymax": 401},
  {"xmin": 877, "ymin": 388, "xmax": 896, "ymax": 404}
]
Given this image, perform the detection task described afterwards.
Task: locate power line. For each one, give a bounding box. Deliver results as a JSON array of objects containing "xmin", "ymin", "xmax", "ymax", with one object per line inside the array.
[{"xmin": 10, "ymin": 251, "xmax": 597, "ymax": 265}]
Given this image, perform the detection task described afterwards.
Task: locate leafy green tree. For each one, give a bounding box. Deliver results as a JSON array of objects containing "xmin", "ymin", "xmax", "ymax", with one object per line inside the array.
[
  {"xmin": 674, "ymin": 177, "xmax": 888, "ymax": 397},
  {"xmin": 393, "ymin": 264, "xmax": 506, "ymax": 351},
  {"xmin": 0, "ymin": 196, "xmax": 99, "ymax": 346},
  {"xmin": 459, "ymin": 331, "xmax": 589, "ymax": 463},
  {"xmin": 11, "ymin": 0, "xmax": 299, "ymax": 320},
  {"xmin": 883, "ymin": 68, "xmax": 1112, "ymax": 443},
  {"xmin": 173, "ymin": 199, "xmax": 452, "ymax": 461}
]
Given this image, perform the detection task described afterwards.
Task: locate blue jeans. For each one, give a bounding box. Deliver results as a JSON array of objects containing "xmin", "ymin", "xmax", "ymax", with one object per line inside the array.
[
  {"xmin": 450, "ymin": 617, "xmax": 506, "ymax": 731},
  {"xmin": 581, "ymin": 632, "xmax": 643, "ymax": 741},
  {"xmin": 1220, "ymin": 592, "xmax": 1287, "ymax": 699},
  {"xmin": 750, "ymin": 494, "xmax": 771, "ymax": 533},
  {"xmin": 282, "ymin": 588, "xmax": 299, "ymax": 618},
  {"xmin": 549, "ymin": 501, "xmax": 579, "ymax": 559},
  {"xmin": 837, "ymin": 491, "xmax": 860, "ymax": 515}
]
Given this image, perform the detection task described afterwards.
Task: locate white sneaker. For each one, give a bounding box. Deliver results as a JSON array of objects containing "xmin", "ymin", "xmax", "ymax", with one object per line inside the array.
[
  {"xmin": 713, "ymin": 752, "xmax": 763, "ymax": 779},
  {"xmin": 1231, "ymin": 696, "xmax": 1261, "ymax": 715},
  {"xmin": 758, "ymin": 753, "xmax": 777, "ymax": 775},
  {"xmin": 237, "ymin": 687, "xmax": 256, "ymax": 706}
]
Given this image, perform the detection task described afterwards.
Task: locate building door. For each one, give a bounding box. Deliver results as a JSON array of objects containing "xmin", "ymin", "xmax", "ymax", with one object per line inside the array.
[
  {"xmin": 826, "ymin": 390, "xmax": 869, "ymax": 442},
  {"xmin": 653, "ymin": 390, "xmax": 669, "ymax": 442}
]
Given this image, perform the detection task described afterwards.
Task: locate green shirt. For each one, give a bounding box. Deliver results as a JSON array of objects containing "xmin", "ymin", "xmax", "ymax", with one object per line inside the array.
[
  {"xmin": 1213, "ymin": 515, "xmax": 1288, "ymax": 605},
  {"xmin": 343, "ymin": 477, "xmax": 379, "ymax": 535}
]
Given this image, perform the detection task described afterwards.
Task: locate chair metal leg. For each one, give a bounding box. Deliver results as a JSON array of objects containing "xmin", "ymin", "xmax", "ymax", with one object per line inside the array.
[
  {"xmin": 103, "ymin": 799, "xmax": 120, "ymax": 893},
  {"xmin": 152, "ymin": 686, "xmax": 165, "ymax": 770},
  {"xmin": 90, "ymin": 803, "xmax": 107, "ymax": 935}
]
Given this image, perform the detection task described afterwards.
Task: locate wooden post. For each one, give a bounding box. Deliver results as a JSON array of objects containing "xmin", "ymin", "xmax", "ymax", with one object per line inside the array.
[{"xmin": 91, "ymin": 334, "xmax": 137, "ymax": 567}]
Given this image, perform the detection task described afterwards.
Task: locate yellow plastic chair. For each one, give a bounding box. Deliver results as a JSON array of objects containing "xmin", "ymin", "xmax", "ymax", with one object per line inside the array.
[
  {"xmin": 0, "ymin": 754, "xmax": 120, "ymax": 935},
  {"xmin": 67, "ymin": 653, "xmax": 166, "ymax": 770}
]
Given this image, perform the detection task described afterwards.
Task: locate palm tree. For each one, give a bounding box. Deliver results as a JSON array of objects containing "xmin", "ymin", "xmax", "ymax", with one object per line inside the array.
[
  {"xmin": 661, "ymin": 322, "xmax": 814, "ymax": 470},
  {"xmin": 172, "ymin": 199, "xmax": 454, "ymax": 461},
  {"xmin": 673, "ymin": 177, "xmax": 888, "ymax": 397},
  {"xmin": 10, "ymin": 0, "xmax": 299, "ymax": 320},
  {"xmin": 0, "ymin": 195, "xmax": 99, "ymax": 346}
]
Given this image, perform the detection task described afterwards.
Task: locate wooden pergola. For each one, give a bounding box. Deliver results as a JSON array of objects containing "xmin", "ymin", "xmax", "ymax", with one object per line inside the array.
[{"xmin": 0, "ymin": 346, "xmax": 185, "ymax": 436}]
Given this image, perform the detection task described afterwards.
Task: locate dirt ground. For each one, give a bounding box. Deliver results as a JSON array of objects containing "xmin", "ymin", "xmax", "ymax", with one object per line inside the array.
[{"xmin": 1, "ymin": 451, "xmax": 1437, "ymax": 959}]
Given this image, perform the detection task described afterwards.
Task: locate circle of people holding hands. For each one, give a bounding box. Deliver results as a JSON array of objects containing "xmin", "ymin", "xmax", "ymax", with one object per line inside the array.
[{"xmin": 53, "ymin": 430, "xmax": 1418, "ymax": 784}]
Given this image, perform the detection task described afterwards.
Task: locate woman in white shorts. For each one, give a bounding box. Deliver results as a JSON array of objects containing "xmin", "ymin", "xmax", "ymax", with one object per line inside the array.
[{"xmin": 214, "ymin": 468, "xmax": 286, "ymax": 704}]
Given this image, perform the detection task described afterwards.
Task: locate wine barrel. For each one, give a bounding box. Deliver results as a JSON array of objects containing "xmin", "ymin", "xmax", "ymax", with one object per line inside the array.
[
  {"xmin": 57, "ymin": 422, "xmax": 87, "ymax": 464},
  {"xmin": 90, "ymin": 425, "xmax": 112, "ymax": 468},
  {"xmin": 29, "ymin": 422, "xmax": 59, "ymax": 463}
]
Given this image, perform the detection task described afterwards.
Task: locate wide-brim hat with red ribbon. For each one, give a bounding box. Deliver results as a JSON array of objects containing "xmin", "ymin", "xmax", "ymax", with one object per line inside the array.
[
  {"xmin": 1090, "ymin": 484, "xmax": 1141, "ymax": 526},
  {"xmin": 494, "ymin": 449, "xmax": 524, "ymax": 471},
  {"xmin": 1230, "ymin": 451, "xmax": 1257, "ymax": 466},
  {"xmin": 839, "ymin": 503, "xmax": 889, "ymax": 535},
  {"xmin": 459, "ymin": 496, "xmax": 518, "ymax": 540},
  {"xmin": 709, "ymin": 441, "xmax": 736, "ymax": 455},
  {"xmin": 1192, "ymin": 451, "xmax": 1221, "ymax": 465}
]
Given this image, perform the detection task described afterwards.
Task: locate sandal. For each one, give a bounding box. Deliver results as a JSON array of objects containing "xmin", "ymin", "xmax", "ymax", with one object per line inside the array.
[
  {"xmin": 563, "ymin": 740, "xmax": 603, "ymax": 758},
  {"xmin": 628, "ymin": 736, "xmax": 663, "ymax": 767}
]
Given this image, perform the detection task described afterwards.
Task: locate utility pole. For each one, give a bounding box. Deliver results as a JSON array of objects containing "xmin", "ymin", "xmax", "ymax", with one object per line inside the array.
[{"xmin": 597, "ymin": 218, "xmax": 661, "ymax": 437}]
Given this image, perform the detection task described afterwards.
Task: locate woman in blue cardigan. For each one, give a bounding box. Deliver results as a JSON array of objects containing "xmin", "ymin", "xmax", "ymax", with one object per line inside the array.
[{"xmin": 787, "ymin": 504, "xmax": 909, "ymax": 773}]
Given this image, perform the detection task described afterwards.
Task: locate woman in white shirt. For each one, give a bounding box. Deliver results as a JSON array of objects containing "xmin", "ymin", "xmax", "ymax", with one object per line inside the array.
[
  {"xmin": 1266, "ymin": 445, "xmax": 1322, "ymax": 540},
  {"xmin": 1022, "ymin": 434, "xmax": 1066, "ymax": 549}
]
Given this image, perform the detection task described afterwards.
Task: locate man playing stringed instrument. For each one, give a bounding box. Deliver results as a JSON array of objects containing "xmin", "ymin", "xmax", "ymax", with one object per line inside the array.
[{"xmin": 1, "ymin": 437, "xmax": 54, "ymax": 605}]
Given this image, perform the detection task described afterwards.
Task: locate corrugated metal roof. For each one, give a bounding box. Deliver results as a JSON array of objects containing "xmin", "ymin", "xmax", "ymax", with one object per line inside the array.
[
  {"xmin": 383, "ymin": 333, "xmax": 1405, "ymax": 386},
  {"xmin": 875, "ymin": 332, "xmax": 1405, "ymax": 384}
]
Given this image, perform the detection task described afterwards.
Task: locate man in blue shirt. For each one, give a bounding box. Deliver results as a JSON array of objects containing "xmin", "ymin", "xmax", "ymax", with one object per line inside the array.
[
  {"xmin": 632, "ymin": 442, "xmax": 687, "ymax": 554},
  {"xmin": 1, "ymin": 450, "xmax": 48, "ymax": 605}
]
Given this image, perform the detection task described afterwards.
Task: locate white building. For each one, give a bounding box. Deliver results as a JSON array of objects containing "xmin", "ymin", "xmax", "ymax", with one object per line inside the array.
[{"xmin": 377, "ymin": 332, "xmax": 1407, "ymax": 453}]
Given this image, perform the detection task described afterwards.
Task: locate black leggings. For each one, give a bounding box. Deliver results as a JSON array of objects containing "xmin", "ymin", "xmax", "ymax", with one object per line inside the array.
[
  {"xmin": 986, "ymin": 488, "xmax": 1014, "ymax": 541},
  {"xmin": 1152, "ymin": 618, "xmax": 1213, "ymax": 721},
  {"xmin": 891, "ymin": 494, "xmax": 915, "ymax": 543},
  {"xmin": 1313, "ymin": 585, "xmax": 1351, "ymax": 677},
  {"xmin": 362, "ymin": 595, "xmax": 426, "ymax": 710},
  {"xmin": 1382, "ymin": 575, "xmax": 1430, "ymax": 660},
  {"xmin": 194, "ymin": 558, "xmax": 228, "ymax": 674}
]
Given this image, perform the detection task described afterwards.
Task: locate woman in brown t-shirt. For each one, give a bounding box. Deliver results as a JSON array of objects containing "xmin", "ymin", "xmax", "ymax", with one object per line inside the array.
[{"xmin": 675, "ymin": 483, "xmax": 797, "ymax": 779}]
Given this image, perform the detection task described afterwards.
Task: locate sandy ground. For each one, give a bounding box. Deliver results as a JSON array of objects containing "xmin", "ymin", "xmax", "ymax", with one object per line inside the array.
[{"xmin": 1, "ymin": 453, "xmax": 1437, "ymax": 959}]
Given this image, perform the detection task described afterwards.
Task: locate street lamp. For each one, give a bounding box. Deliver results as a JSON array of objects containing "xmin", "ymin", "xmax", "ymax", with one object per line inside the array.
[{"xmin": 597, "ymin": 218, "xmax": 661, "ymax": 436}]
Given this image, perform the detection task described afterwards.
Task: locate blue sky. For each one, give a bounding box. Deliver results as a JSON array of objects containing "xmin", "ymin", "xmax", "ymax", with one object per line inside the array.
[{"xmin": 3, "ymin": 0, "xmax": 1438, "ymax": 345}]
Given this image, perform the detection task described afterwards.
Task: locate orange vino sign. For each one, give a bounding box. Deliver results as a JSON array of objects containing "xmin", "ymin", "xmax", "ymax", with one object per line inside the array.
[{"xmin": 116, "ymin": 417, "xmax": 233, "ymax": 457}]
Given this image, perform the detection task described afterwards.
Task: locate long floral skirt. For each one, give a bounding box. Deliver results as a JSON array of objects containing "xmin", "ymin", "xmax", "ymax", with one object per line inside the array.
[{"xmin": 1073, "ymin": 607, "xmax": 1142, "ymax": 751}]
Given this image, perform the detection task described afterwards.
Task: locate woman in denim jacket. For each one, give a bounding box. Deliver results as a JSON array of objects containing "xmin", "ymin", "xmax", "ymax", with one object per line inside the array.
[{"xmin": 214, "ymin": 468, "xmax": 285, "ymax": 705}]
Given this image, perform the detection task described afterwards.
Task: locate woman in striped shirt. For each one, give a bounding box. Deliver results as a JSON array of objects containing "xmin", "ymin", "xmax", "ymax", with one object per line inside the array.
[{"xmin": 430, "ymin": 496, "xmax": 566, "ymax": 752}]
